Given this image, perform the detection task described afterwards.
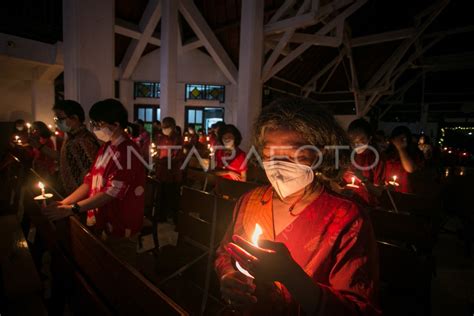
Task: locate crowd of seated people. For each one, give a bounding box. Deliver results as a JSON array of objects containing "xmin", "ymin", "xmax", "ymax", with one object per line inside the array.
[{"xmin": 1, "ymin": 95, "xmax": 454, "ymax": 315}]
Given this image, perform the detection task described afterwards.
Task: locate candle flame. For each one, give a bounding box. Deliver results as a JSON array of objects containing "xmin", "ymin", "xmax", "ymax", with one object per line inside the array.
[
  {"xmin": 206, "ymin": 136, "xmax": 210, "ymax": 141},
  {"xmin": 351, "ymin": 176, "xmax": 355, "ymax": 185},
  {"xmin": 392, "ymin": 175, "xmax": 397, "ymax": 182},
  {"xmin": 26, "ymin": 123, "xmax": 31, "ymax": 128},
  {"xmin": 15, "ymin": 135, "xmax": 19, "ymax": 140},
  {"xmin": 235, "ymin": 223, "xmax": 262, "ymax": 279},
  {"xmin": 38, "ymin": 182, "xmax": 45, "ymax": 190}
]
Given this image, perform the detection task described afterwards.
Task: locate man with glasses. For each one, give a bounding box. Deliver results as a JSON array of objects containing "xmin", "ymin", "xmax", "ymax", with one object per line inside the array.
[{"xmin": 52, "ymin": 100, "xmax": 100, "ymax": 195}]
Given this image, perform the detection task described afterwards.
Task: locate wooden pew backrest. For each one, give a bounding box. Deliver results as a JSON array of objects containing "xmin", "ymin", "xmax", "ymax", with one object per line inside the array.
[{"xmin": 68, "ymin": 217, "xmax": 188, "ymax": 316}]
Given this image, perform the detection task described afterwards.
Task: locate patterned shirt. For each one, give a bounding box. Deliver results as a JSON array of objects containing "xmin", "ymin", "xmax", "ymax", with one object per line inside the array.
[
  {"xmin": 83, "ymin": 135, "xmax": 146, "ymax": 237},
  {"xmin": 215, "ymin": 186, "xmax": 380, "ymax": 315},
  {"xmin": 59, "ymin": 125, "xmax": 100, "ymax": 194}
]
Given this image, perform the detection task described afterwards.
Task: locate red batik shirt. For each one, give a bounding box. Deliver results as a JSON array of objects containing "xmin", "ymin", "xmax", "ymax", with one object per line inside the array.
[
  {"xmin": 215, "ymin": 186, "xmax": 380, "ymax": 316},
  {"xmin": 84, "ymin": 135, "xmax": 146, "ymax": 237}
]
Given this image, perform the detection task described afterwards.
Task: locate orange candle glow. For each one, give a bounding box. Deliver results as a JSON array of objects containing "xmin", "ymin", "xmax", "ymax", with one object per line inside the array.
[
  {"xmin": 388, "ymin": 175, "xmax": 399, "ymax": 186},
  {"xmin": 235, "ymin": 223, "xmax": 262, "ymax": 279},
  {"xmin": 38, "ymin": 182, "xmax": 45, "ymax": 197}
]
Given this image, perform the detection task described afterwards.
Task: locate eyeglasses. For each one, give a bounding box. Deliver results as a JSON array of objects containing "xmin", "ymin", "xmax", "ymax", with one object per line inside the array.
[
  {"xmin": 90, "ymin": 121, "xmax": 105, "ymax": 129},
  {"xmin": 54, "ymin": 116, "xmax": 67, "ymax": 122}
]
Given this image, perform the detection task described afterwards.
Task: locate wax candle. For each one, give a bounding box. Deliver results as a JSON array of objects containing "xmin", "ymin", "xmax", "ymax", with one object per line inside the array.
[
  {"xmin": 38, "ymin": 182, "xmax": 45, "ymax": 197},
  {"xmin": 206, "ymin": 136, "xmax": 210, "ymax": 142},
  {"xmin": 388, "ymin": 175, "xmax": 399, "ymax": 186},
  {"xmin": 26, "ymin": 122, "xmax": 31, "ymax": 134},
  {"xmin": 184, "ymin": 136, "xmax": 189, "ymax": 142},
  {"xmin": 346, "ymin": 176, "xmax": 359, "ymax": 189},
  {"xmin": 235, "ymin": 223, "xmax": 262, "ymax": 279}
]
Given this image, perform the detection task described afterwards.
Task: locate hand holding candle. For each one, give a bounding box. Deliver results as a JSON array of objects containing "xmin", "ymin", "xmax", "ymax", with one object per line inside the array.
[
  {"xmin": 34, "ymin": 182, "xmax": 53, "ymax": 201},
  {"xmin": 346, "ymin": 176, "xmax": 360, "ymax": 189},
  {"xmin": 388, "ymin": 175, "xmax": 399, "ymax": 186},
  {"xmin": 226, "ymin": 224, "xmax": 296, "ymax": 283},
  {"xmin": 234, "ymin": 224, "xmax": 262, "ymax": 278}
]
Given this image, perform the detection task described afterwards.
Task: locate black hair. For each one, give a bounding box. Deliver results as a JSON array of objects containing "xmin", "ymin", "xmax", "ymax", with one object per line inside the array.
[
  {"xmin": 218, "ymin": 124, "xmax": 242, "ymax": 147},
  {"xmin": 162, "ymin": 117, "xmax": 176, "ymax": 129},
  {"xmin": 175, "ymin": 126, "xmax": 182, "ymax": 137},
  {"xmin": 215, "ymin": 121, "xmax": 226, "ymax": 131},
  {"xmin": 14, "ymin": 119, "xmax": 25, "ymax": 126},
  {"xmin": 33, "ymin": 121, "xmax": 52, "ymax": 138},
  {"xmin": 135, "ymin": 119, "xmax": 145, "ymax": 127},
  {"xmin": 153, "ymin": 120, "xmax": 161, "ymax": 125},
  {"xmin": 89, "ymin": 99, "xmax": 128, "ymax": 128},
  {"xmin": 348, "ymin": 118, "xmax": 373, "ymax": 137},
  {"xmin": 53, "ymin": 100, "xmax": 85, "ymax": 123},
  {"xmin": 386, "ymin": 125, "xmax": 418, "ymax": 159}
]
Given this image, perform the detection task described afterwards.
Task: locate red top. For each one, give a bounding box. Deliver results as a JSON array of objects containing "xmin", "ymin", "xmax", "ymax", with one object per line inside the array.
[
  {"xmin": 84, "ymin": 135, "xmax": 145, "ymax": 237},
  {"xmin": 214, "ymin": 147, "xmax": 248, "ymax": 180},
  {"xmin": 343, "ymin": 149, "xmax": 384, "ymax": 206},
  {"xmin": 380, "ymin": 151, "xmax": 422, "ymax": 194},
  {"xmin": 33, "ymin": 137, "xmax": 56, "ymax": 175},
  {"xmin": 134, "ymin": 130, "xmax": 151, "ymax": 158},
  {"xmin": 215, "ymin": 186, "xmax": 380, "ymax": 315}
]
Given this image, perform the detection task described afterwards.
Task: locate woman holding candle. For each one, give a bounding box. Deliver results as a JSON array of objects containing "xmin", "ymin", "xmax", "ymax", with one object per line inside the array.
[
  {"xmin": 380, "ymin": 126, "xmax": 423, "ymax": 194},
  {"xmin": 215, "ymin": 98, "xmax": 380, "ymax": 315},
  {"xmin": 213, "ymin": 124, "xmax": 248, "ymax": 182}
]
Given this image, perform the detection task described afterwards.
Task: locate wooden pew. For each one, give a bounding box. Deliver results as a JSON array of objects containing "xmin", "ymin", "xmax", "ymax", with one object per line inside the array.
[
  {"xmin": 68, "ymin": 216, "xmax": 188, "ymax": 316},
  {"xmin": 378, "ymin": 241, "xmax": 432, "ymax": 316},
  {"xmin": 214, "ymin": 177, "xmax": 261, "ymax": 201},
  {"xmin": 0, "ymin": 214, "xmax": 46, "ymax": 315}
]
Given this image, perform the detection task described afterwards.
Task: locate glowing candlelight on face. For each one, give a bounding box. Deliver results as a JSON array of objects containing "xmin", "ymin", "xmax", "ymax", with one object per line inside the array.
[
  {"xmin": 38, "ymin": 182, "xmax": 45, "ymax": 197},
  {"xmin": 235, "ymin": 224, "xmax": 262, "ymax": 279}
]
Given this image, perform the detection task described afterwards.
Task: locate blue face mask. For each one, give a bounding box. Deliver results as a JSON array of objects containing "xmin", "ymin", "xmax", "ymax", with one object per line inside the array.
[{"xmin": 56, "ymin": 120, "xmax": 71, "ymax": 133}]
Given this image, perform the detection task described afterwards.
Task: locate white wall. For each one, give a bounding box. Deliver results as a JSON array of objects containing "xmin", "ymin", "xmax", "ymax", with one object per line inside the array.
[{"xmin": 129, "ymin": 48, "xmax": 235, "ymax": 128}]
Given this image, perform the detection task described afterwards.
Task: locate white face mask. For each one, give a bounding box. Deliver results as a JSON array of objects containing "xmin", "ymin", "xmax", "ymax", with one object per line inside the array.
[
  {"xmin": 162, "ymin": 127, "xmax": 172, "ymax": 136},
  {"xmin": 57, "ymin": 120, "xmax": 71, "ymax": 133},
  {"xmin": 16, "ymin": 126, "xmax": 24, "ymax": 131},
  {"xmin": 223, "ymin": 139, "xmax": 234, "ymax": 149},
  {"xmin": 94, "ymin": 127, "xmax": 114, "ymax": 142},
  {"xmin": 354, "ymin": 143, "xmax": 369, "ymax": 154},
  {"xmin": 263, "ymin": 160, "xmax": 314, "ymax": 199}
]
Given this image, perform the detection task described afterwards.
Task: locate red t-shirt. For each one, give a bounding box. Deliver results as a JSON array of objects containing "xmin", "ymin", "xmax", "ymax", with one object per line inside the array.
[
  {"xmin": 214, "ymin": 147, "xmax": 247, "ymax": 180},
  {"xmin": 155, "ymin": 133, "xmax": 183, "ymax": 183},
  {"xmin": 84, "ymin": 135, "xmax": 146, "ymax": 237}
]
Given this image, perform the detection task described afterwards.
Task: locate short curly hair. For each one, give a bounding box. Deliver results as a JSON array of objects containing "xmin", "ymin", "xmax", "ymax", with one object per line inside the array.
[{"xmin": 253, "ymin": 97, "xmax": 350, "ymax": 182}]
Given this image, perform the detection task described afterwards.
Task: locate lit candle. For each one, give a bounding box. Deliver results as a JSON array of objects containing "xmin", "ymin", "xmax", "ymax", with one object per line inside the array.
[
  {"xmin": 184, "ymin": 136, "xmax": 189, "ymax": 142},
  {"xmin": 346, "ymin": 176, "xmax": 359, "ymax": 189},
  {"xmin": 26, "ymin": 122, "xmax": 31, "ymax": 134},
  {"xmin": 48, "ymin": 124, "xmax": 53, "ymax": 130},
  {"xmin": 206, "ymin": 136, "xmax": 210, "ymax": 142},
  {"xmin": 235, "ymin": 223, "xmax": 262, "ymax": 279},
  {"xmin": 17, "ymin": 139, "xmax": 22, "ymax": 145},
  {"xmin": 54, "ymin": 131, "xmax": 59, "ymax": 136},
  {"xmin": 207, "ymin": 143, "xmax": 211, "ymax": 149},
  {"xmin": 38, "ymin": 182, "xmax": 45, "ymax": 197},
  {"xmin": 14, "ymin": 135, "xmax": 19, "ymax": 143},
  {"xmin": 444, "ymin": 168, "xmax": 449, "ymax": 177},
  {"xmin": 388, "ymin": 175, "xmax": 399, "ymax": 186},
  {"xmin": 151, "ymin": 142, "xmax": 156, "ymax": 148}
]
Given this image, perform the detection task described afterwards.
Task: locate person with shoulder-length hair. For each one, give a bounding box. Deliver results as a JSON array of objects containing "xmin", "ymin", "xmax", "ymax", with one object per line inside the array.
[
  {"xmin": 31, "ymin": 121, "xmax": 56, "ymax": 178},
  {"xmin": 213, "ymin": 124, "xmax": 248, "ymax": 181},
  {"xmin": 215, "ymin": 98, "xmax": 380, "ymax": 315}
]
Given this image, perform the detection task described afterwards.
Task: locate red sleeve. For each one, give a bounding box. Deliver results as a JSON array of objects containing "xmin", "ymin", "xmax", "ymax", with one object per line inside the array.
[
  {"xmin": 316, "ymin": 205, "xmax": 380, "ymax": 316},
  {"xmin": 214, "ymin": 194, "xmax": 247, "ymax": 279}
]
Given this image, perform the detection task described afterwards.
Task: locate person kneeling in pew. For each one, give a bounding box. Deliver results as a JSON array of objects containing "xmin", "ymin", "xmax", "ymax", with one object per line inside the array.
[{"xmin": 44, "ymin": 99, "xmax": 146, "ymax": 267}]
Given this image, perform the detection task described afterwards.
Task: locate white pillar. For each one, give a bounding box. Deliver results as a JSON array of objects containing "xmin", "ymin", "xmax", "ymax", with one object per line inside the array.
[
  {"xmin": 31, "ymin": 80, "xmax": 55, "ymax": 127},
  {"xmin": 119, "ymin": 79, "xmax": 134, "ymax": 120},
  {"xmin": 160, "ymin": 0, "xmax": 178, "ymax": 120},
  {"xmin": 62, "ymin": 0, "xmax": 114, "ymax": 121},
  {"xmin": 237, "ymin": 0, "xmax": 264, "ymax": 150}
]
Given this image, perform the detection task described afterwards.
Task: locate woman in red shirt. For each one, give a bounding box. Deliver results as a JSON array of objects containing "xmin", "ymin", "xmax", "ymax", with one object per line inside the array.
[
  {"xmin": 380, "ymin": 126, "xmax": 422, "ymax": 194},
  {"xmin": 215, "ymin": 98, "xmax": 380, "ymax": 315},
  {"xmin": 213, "ymin": 124, "xmax": 247, "ymax": 182}
]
